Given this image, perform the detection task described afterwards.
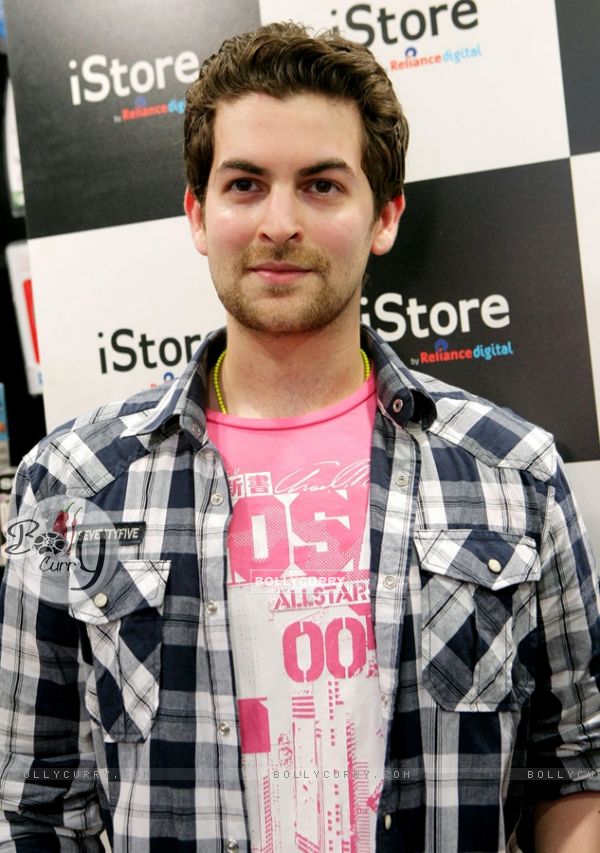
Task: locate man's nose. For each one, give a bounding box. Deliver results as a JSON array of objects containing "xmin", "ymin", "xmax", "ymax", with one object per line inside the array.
[{"xmin": 257, "ymin": 186, "xmax": 303, "ymax": 246}]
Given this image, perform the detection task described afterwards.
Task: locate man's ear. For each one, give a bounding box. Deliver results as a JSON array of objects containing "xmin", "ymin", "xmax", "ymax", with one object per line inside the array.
[
  {"xmin": 370, "ymin": 193, "xmax": 406, "ymax": 256},
  {"xmin": 184, "ymin": 186, "xmax": 208, "ymax": 256}
]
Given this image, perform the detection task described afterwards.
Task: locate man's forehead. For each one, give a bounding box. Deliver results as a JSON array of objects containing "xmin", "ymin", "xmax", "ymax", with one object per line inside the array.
[
  {"xmin": 214, "ymin": 89, "xmax": 360, "ymax": 114},
  {"xmin": 212, "ymin": 91, "xmax": 363, "ymax": 133},
  {"xmin": 210, "ymin": 92, "xmax": 365, "ymax": 167}
]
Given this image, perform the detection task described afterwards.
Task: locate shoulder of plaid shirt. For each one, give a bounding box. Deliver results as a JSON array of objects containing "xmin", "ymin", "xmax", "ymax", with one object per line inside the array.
[{"xmin": 0, "ymin": 324, "xmax": 598, "ymax": 853}]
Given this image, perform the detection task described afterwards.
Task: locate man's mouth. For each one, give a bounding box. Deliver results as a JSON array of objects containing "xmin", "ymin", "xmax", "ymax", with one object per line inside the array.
[{"xmin": 247, "ymin": 261, "xmax": 312, "ymax": 285}]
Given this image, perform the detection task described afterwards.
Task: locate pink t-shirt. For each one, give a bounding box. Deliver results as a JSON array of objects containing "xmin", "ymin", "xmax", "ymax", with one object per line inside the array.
[{"xmin": 207, "ymin": 373, "xmax": 385, "ymax": 853}]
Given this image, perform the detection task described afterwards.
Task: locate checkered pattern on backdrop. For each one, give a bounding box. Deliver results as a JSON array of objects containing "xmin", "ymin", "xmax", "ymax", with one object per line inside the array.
[{"xmin": 4, "ymin": 1, "xmax": 600, "ymax": 458}]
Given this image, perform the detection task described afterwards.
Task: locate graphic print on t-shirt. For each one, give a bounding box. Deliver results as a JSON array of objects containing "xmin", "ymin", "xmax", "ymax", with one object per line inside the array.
[{"xmin": 206, "ymin": 375, "xmax": 385, "ymax": 853}]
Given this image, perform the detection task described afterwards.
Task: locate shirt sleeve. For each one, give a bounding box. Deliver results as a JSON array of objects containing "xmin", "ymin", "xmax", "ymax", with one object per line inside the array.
[
  {"xmin": 527, "ymin": 455, "xmax": 600, "ymax": 799},
  {"xmin": 0, "ymin": 460, "xmax": 105, "ymax": 850}
]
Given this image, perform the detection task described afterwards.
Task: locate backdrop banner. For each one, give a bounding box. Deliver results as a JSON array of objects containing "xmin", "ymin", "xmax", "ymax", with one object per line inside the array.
[
  {"xmin": 5, "ymin": 0, "xmax": 261, "ymax": 426},
  {"xmin": 5, "ymin": 0, "xmax": 600, "ymax": 543}
]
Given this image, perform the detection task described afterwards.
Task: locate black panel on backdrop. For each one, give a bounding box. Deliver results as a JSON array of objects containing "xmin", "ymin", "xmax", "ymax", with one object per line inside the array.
[
  {"xmin": 0, "ymin": 57, "xmax": 45, "ymax": 464},
  {"xmin": 366, "ymin": 160, "xmax": 600, "ymax": 463},
  {"xmin": 4, "ymin": 0, "xmax": 261, "ymax": 238},
  {"xmin": 555, "ymin": 0, "xmax": 600, "ymax": 156}
]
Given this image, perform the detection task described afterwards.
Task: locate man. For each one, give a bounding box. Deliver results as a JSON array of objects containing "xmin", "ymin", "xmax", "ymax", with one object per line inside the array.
[{"xmin": 0, "ymin": 21, "xmax": 598, "ymax": 853}]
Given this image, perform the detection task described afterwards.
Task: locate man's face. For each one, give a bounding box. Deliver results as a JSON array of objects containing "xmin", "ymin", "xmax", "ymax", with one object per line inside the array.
[{"xmin": 185, "ymin": 92, "xmax": 403, "ymax": 336}]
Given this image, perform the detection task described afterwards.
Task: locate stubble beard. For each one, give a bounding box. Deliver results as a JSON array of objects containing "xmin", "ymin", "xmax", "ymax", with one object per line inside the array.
[{"xmin": 210, "ymin": 245, "xmax": 364, "ymax": 335}]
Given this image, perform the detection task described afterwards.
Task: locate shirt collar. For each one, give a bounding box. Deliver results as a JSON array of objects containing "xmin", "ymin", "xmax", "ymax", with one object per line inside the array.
[
  {"xmin": 127, "ymin": 325, "xmax": 436, "ymax": 445},
  {"xmin": 126, "ymin": 327, "xmax": 224, "ymax": 448},
  {"xmin": 361, "ymin": 325, "xmax": 437, "ymax": 429}
]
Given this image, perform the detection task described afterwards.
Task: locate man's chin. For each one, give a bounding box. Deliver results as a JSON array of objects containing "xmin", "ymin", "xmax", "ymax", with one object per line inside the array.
[
  {"xmin": 229, "ymin": 314, "xmax": 332, "ymax": 336},
  {"xmin": 219, "ymin": 285, "xmax": 361, "ymax": 336}
]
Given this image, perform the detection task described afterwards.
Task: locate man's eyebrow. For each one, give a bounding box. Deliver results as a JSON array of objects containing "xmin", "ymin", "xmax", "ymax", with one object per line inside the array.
[
  {"xmin": 216, "ymin": 159, "xmax": 355, "ymax": 178},
  {"xmin": 298, "ymin": 160, "xmax": 354, "ymax": 177},
  {"xmin": 217, "ymin": 159, "xmax": 265, "ymax": 175}
]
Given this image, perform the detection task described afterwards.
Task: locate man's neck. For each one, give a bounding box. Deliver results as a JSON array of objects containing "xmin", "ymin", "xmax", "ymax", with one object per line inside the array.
[{"xmin": 208, "ymin": 322, "xmax": 366, "ymax": 419}]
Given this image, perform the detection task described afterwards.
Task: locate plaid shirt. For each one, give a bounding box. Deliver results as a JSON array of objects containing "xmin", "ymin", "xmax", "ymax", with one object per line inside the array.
[{"xmin": 0, "ymin": 325, "xmax": 599, "ymax": 853}]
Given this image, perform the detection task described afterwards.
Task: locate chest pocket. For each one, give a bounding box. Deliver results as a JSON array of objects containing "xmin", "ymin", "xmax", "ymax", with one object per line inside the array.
[
  {"xmin": 69, "ymin": 559, "xmax": 171, "ymax": 742},
  {"xmin": 415, "ymin": 530, "xmax": 540, "ymax": 712}
]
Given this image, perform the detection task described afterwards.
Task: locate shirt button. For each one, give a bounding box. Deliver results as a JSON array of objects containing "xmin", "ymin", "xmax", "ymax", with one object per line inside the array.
[
  {"xmin": 384, "ymin": 813, "xmax": 392, "ymax": 830},
  {"xmin": 218, "ymin": 721, "xmax": 231, "ymax": 736},
  {"xmin": 487, "ymin": 558, "xmax": 502, "ymax": 574},
  {"xmin": 392, "ymin": 399, "xmax": 403, "ymax": 413},
  {"xmin": 205, "ymin": 601, "xmax": 218, "ymax": 615},
  {"xmin": 211, "ymin": 493, "xmax": 224, "ymax": 506},
  {"xmin": 394, "ymin": 472, "xmax": 409, "ymax": 487},
  {"xmin": 93, "ymin": 592, "xmax": 108, "ymax": 608},
  {"xmin": 226, "ymin": 841, "xmax": 239, "ymax": 853},
  {"xmin": 381, "ymin": 694, "xmax": 389, "ymax": 708},
  {"xmin": 383, "ymin": 575, "xmax": 397, "ymax": 589}
]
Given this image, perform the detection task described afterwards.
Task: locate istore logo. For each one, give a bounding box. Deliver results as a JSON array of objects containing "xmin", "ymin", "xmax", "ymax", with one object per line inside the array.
[
  {"xmin": 330, "ymin": 0, "xmax": 479, "ymax": 48},
  {"xmin": 97, "ymin": 328, "xmax": 202, "ymax": 375},
  {"xmin": 360, "ymin": 291, "xmax": 510, "ymax": 342},
  {"xmin": 68, "ymin": 51, "xmax": 199, "ymax": 106}
]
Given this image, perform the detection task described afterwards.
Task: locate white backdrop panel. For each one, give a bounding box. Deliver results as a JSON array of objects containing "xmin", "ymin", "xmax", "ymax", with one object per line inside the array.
[
  {"xmin": 259, "ymin": 0, "xmax": 570, "ymax": 182},
  {"xmin": 29, "ymin": 217, "xmax": 225, "ymax": 430},
  {"xmin": 565, "ymin": 461, "xmax": 600, "ymax": 561}
]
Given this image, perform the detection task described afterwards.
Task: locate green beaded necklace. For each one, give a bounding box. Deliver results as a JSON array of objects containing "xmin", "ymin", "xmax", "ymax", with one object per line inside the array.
[{"xmin": 212, "ymin": 348, "xmax": 372, "ymax": 415}]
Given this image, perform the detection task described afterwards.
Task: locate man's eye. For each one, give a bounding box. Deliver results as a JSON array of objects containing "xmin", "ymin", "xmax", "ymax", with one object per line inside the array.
[
  {"xmin": 229, "ymin": 178, "xmax": 257, "ymax": 192},
  {"xmin": 308, "ymin": 178, "xmax": 340, "ymax": 195},
  {"xmin": 309, "ymin": 179, "xmax": 339, "ymax": 195}
]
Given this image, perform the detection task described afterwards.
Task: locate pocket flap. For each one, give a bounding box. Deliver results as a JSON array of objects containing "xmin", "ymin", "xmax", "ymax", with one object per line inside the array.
[
  {"xmin": 68, "ymin": 559, "xmax": 171, "ymax": 624},
  {"xmin": 414, "ymin": 530, "xmax": 540, "ymax": 590}
]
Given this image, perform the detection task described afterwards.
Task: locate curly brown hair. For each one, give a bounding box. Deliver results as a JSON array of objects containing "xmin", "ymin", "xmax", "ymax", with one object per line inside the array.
[{"xmin": 184, "ymin": 21, "xmax": 409, "ymax": 216}]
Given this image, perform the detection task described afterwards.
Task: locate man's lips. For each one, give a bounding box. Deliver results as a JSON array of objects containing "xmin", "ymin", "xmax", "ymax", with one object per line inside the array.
[{"xmin": 247, "ymin": 262, "xmax": 313, "ymax": 285}]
